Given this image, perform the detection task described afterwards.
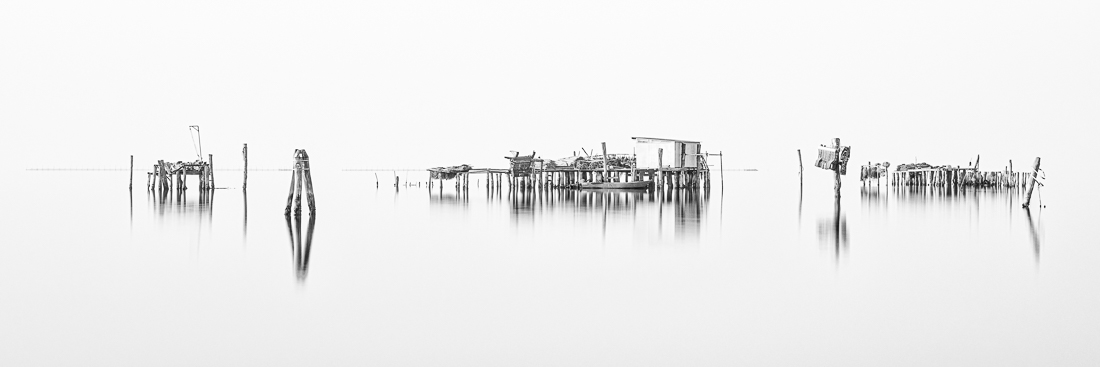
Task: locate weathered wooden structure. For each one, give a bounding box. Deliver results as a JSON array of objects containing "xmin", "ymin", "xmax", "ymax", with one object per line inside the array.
[
  {"xmin": 633, "ymin": 137, "xmax": 701, "ymax": 169},
  {"xmin": 146, "ymin": 156, "xmax": 215, "ymax": 192},
  {"xmin": 285, "ymin": 149, "xmax": 317, "ymax": 215},
  {"xmin": 427, "ymin": 137, "xmax": 715, "ymax": 194},
  {"xmin": 860, "ymin": 162, "xmax": 889, "ymax": 186},
  {"xmin": 890, "ymin": 156, "xmax": 1036, "ymax": 189}
]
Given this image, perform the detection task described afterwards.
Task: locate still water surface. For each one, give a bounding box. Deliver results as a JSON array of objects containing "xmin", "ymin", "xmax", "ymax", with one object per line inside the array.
[{"xmin": 3, "ymin": 170, "xmax": 1097, "ymax": 366}]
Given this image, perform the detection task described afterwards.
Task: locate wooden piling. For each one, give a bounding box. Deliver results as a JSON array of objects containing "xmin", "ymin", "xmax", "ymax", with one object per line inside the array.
[
  {"xmin": 719, "ymin": 151, "xmax": 725, "ymax": 188},
  {"xmin": 208, "ymin": 154, "xmax": 215, "ymax": 190},
  {"xmin": 797, "ymin": 149, "xmax": 803, "ymax": 177},
  {"xmin": 833, "ymin": 138, "xmax": 841, "ymax": 199},
  {"xmin": 129, "ymin": 155, "xmax": 133, "ymax": 189},
  {"xmin": 243, "ymin": 144, "xmax": 248, "ymax": 190},
  {"xmin": 1022, "ymin": 157, "xmax": 1041, "ymax": 208},
  {"xmin": 302, "ymin": 152, "xmax": 316, "ymax": 212}
]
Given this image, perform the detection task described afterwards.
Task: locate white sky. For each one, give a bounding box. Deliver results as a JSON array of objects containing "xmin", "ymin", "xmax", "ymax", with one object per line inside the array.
[{"xmin": 2, "ymin": 0, "xmax": 1096, "ymax": 174}]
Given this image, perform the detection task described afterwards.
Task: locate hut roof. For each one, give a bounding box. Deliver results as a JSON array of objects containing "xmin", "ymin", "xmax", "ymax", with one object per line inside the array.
[{"xmin": 631, "ymin": 137, "xmax": 700, "ymax": 144}]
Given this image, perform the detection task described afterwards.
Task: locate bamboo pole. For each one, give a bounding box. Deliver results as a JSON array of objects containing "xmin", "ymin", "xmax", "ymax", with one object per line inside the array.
[{"xmin": 1023, "ymin": 157, "xmax": 1041, "ymax": 208}]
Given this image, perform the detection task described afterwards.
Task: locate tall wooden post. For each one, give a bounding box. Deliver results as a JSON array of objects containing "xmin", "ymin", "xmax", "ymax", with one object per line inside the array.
[
  {"xmin": 833, "ymin": 138, "xmax": 841, "ymax": 199},
  {"xmin": 129, "ymin": 155, "xmax": 133, "ymax": 189},
  {"xmin": 243, "ymin": 144, "xmax": 248, "ymax": 190},
  {"xmin": 657, "ymin": 148, "xmax": 664, "ymax": 189},
  {"xmin": 601, "ymin": 142, "xmax": 609, "ymax": 183},
  {"xmin": 302, "ymin": 154, "xmax": 316, "ymax": 212},
  {"xmin": 797, "ymin": 149, "xmax": 803, "ymax": 176},
  {"xmin": 1023, "ymin": 157, "xmax": 1041, "ymax": 208},
  {"xmin": 208, "ymin": 154, "xmax": 215, "ymax": 190},
  {"xmin": 285, "ymin": 156, "xmax": 299, "ymax": 215},
  {"xmin": 719, "ymin": 151, "xmax": 725, "ymax": 187},
  {"xmin": 1009, "ymin": 160, "xmax": 1013, "ymax": 187}
]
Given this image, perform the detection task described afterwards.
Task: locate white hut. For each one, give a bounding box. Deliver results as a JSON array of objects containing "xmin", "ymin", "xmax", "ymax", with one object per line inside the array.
[{"xmin": 632, "ymin": 137, "xmax": 701, "ymax": 169}]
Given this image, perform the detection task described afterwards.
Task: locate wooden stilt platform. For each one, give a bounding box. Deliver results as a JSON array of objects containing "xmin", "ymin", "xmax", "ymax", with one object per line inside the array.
[{"xmin": 146, "ymin": 157, "xmax": 215, "ymax": 193}]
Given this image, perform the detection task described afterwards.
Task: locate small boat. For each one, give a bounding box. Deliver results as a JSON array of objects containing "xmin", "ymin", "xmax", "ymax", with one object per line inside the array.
[{"xmin": 580, "ymin": 180, "xmax": 653, "ymax": 190}]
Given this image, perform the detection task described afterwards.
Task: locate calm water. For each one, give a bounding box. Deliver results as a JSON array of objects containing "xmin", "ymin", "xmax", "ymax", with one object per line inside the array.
[{"xmin": 4, "ymin": 169, "xmax": 1098, "ymax": 366}]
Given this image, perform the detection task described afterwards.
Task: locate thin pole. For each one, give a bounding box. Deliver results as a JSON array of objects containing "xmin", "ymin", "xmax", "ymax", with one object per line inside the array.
[
  {"xmin": 797, "ymin": 149, "xmax": 803, "ymax": 176},
  {"xmin": 720, "ymin": 151, "xmax": 724, "ymax": 187},
  {"xmin": 129, "ymin": 155, "xmax": 133, "ymax": 189}
]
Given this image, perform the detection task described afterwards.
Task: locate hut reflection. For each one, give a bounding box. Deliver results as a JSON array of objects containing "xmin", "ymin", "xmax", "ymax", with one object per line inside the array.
[{"xmin": 426, "ymin": 186, "xmax": 708, "ymax": 244}]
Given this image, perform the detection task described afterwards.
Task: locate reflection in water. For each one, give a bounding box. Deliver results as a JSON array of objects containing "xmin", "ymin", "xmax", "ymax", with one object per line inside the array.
[
  {"xmin": 432, "ymin": 188, "xmax": 709, "ymax": 243},
  {"xmin": 1025, "ymin": 208, "xmax": 1041, "ymax": 262},
  {"xmin": 242, "ymin": 189, "xmax": 248, "ymax": 243},
  {"xmin": 285, "ymin": 213, "xmax": 317, "ymax": 283},
  {"xmin": 151, "ymin": 186, "xmax": 215, "ymax": 217},
  {"xmin": 817, "ymin": 196, "xmax": 848, "ymax": 260},
  {"xmin": 148, "ymin": 187, "xmax": 216, "ymax": 253},
  {"xmin": 869, "ymin": 184, "xmax": 1043, "ymax": 263}
]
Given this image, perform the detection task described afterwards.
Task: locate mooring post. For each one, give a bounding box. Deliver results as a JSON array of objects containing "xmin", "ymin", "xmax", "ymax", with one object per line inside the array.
[
  {"xmin": 285, "ymin": 158, "xmax": 298, "ymax": 214},
  {"xmin": 243, "ymin": 144, "xmax": 248, "ymax": 190},
  {"xmin": 129, "ymin": 155, "xmax": 134, "ymax": 189},
  {"xmin": 303, "ymin": 154, "xmax": 316, "ymax": 212},
  {"xmin": 1022, "ymin": 157, "xmax": 1041, "ymax": 208}
]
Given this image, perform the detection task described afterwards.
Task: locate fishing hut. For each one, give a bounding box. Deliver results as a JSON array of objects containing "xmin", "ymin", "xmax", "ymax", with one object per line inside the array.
[{"xmin": 427, "ymin": 137, "xmax": 715, "ymax": 193}]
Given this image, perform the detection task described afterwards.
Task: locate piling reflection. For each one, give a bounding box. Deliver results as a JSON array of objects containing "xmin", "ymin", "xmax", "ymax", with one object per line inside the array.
[
  {"xmin": 285, "ymin": 213, "xmax": 316, "ymax": 283},
  {"xmin": 151, "ymin": 186, "xmax": 215, "ymax": 218},
  {"xmin": 242, "ymin": 189, "xmax": 247, "ymax": 242},
  {"xmin": 1025, "ymin": 208, "xmax": 1041, "ymax": 262},
  {"xmin": 870, "ymin": 184, "xmax": 1042, "ymax": 262},
  {"xmin": 817, "ymin": 197, "xmax": 848, "ymax": 259}
]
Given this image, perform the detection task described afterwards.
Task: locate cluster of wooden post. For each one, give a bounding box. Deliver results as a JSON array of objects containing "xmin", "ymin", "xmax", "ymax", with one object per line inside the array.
[
  {"xmin": 890, "ymin": 159, "xmax": 1039, "ymax": 190},
  {"xmin": 427, "ymin": 167, "xmax": 712, "ymax": 195},
  {"xmin": 285, "ymin": 149, "xmax": 316, "ymax": 215},
  {"xmin": 144, "ymin": 156, "xmax": 215, "ymax": 192}
]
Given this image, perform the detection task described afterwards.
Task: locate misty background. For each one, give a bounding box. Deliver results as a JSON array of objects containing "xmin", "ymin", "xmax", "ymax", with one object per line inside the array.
[{"xmin": 2, "ymin": 0, "xmax": 1096, "ymax": 175}]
